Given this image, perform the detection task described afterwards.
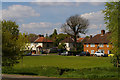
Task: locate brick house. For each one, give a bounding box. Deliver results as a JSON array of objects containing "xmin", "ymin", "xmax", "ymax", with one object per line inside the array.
[{"xmin": 84, "ymin": 30, "xmax": 112, "ymax": 54}]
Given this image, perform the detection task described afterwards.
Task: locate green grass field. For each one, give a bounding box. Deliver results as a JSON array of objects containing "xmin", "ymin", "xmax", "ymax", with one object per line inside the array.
[
  {"xmin": 15, "ymin": 55, "xmax": 112, "ymax": 69},
  {"xmin": 3, "ymin": 55, "xmax": 120, "ymax": 79}
]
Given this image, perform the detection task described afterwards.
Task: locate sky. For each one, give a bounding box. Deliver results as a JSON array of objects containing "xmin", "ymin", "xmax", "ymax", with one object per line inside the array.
[{"xmin": 1, "ymin": 1, "xmax": 110, "ymax": 37}]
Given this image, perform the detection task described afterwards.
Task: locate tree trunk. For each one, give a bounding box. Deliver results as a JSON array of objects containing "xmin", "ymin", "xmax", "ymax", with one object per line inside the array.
[
  {"xmin": 117, "ymin": 56, "xmax": 119, "ymax": 68},
  {"xmin": 74, "ymin": 36, "xmax": 77, "ymax": 51}
]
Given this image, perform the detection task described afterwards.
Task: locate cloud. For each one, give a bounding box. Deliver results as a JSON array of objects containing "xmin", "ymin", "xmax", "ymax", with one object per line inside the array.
[
  {"xmin": 2, "ymin": 0, "xmax": 118, "ymax": 2},
  {"xmin": 21, "ymin": 22, "xmax": 62, "ymax": 35},
  {"xmin": 31, "ymin": 2, "xmax": 80, "ymax": 6},
  {"xmin": 32, "ymin": 0, "xmax": 111, "ymax": 2},
  {"xmin": 80, "ymin": 10, "xmax": 107, "ymax": 36},
  {"xmin": 89, "ymin": 2, "xmax": 105, "ymax": 6},
  {"xmin": 81, "ymin": 11, "xmax": 104, "ymax": 22},
  {"xmin": 2, "ymin": 5, "xmax": 40, "ymax": 19}
]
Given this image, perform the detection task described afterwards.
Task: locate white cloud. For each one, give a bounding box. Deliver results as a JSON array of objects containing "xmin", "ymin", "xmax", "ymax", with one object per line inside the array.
[
  {"xmin": 89, "ymin": 2, "xmax": 104, "ymax": 6},
  {"xmin": 80, "ymin": 10, "xmax": 107, "ymax": 37},
  {"xmin": 2, "ymin": 5, "xmax": 40, "ymax": 19},
  {"xmin": 2, "ymin": 0, "xmax": 118, "ymax": 2},
  {"xmin": 22, "ymin": 22, "xmax": 61, "ymax": 28},
  {"xmin": 81, "ymin": 11, "xmax": 104, "ymax": 23},
  {"xmin": 31, "ymin": 2, "xmax": 80, "ymax": 6},
  {"xmin": 21, "ymin": 22, "xmax": 62, "ymax": 35},
  {"xmin": 88, "ymin": 24, "xmax": 98, "ymax": 29},
  {"xmin": 31, "ymin": 0, "xmax": 113, "ymax": 2}
]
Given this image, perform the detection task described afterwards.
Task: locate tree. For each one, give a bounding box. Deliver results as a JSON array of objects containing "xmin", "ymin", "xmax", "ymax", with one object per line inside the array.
[
  {"xmin": 58, "ymin": 43, "xmax": 66, "ymax": 51},
  {"xmin": 2, "ymin": 20, "xmax": 28, "ymax": 67},
  {"xmin": 61, "ymin": 15, "xmax": 89, "ymax": 51},
  {"xmin": 27, "ymin": 33, "xmax": 38, "ymax": 38},
  {"xmin": 103, "ymin": 2, "xmax": 120, "ymax": 67},
  {"xmin": 49, "ymin": 29, "xmax": 58, "ymax": 38}
]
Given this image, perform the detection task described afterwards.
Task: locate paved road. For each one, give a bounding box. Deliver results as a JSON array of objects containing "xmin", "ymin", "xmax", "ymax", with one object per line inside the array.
[
  {"xmin": 2, "ymin": 74, "xmax": 90, "ymax": 80},
  {"xmin": 1, "ymin": 74, "xmax": 119, "ymax": 80}
]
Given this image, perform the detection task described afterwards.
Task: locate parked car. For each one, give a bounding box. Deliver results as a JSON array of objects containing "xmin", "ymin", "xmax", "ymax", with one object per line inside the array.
[
  {"xmin": 49, "ymin": 47, "xmax": 58, "ymax": 53},
  {"xmin": 61, "ymin": 51, "xmax": 68, "ymax": 56},
  {"xmin": 108, "ymin": 53, "xmax": 114, "ymax": 57},
  {"xmin": 94, "ymin": 51, "xmax": 104, "ymax": 57},
  {"xmin": 79, "ymin": 52, "xmax": 86, "ymax": 56},
  {"xmin": 79, "ymin": 52, "xmax": 90, "ymax": 56},
  {"xmin": 26, "ymin": 52, "xmax": 32, "ymax": 56}
]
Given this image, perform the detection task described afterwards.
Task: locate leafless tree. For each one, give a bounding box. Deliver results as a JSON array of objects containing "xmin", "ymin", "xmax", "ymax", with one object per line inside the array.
[{"xmin": 61, "ymin": 15, "xmax": 89, "ymax": 51}]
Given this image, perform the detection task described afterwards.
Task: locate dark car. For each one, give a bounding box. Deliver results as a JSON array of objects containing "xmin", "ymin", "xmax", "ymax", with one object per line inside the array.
[
  {"xmin": 79, "ymin": 52, "xmax": 90, "ymax": 56},
  {"xmin": 86, "ymin": 52, "xmax": 90, "ymax": 56},
  {"xmin": 49, "ymin": 47, "xmax": 58, "ymax": 53},
  {"xmin": 79, "ymin": 52, "xmax": 86, "ymax": 56},
  {"xmin": 26, "ymin": 52, "xmax": 32, "ymax": 56}
]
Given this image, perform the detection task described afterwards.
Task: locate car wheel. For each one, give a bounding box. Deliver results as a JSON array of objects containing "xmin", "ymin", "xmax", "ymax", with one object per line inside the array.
[{"xmin": 95, "ymin": 54, "xmax": 97, "ymax": 56}]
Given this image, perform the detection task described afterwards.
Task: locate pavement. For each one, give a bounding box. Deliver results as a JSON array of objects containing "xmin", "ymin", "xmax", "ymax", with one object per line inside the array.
[
  {"xmin": 1, "ymin": 74, "xmax": 90, "ymax": 80},
  {"xmin": 1, "ymin": 74, "xmax": 119, "ymax": 80}
]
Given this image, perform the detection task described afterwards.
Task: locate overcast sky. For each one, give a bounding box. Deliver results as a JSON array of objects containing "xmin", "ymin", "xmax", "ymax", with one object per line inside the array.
[{"xmin": 1, "ymin": 1, "xmax": 109, "ymax": 37}]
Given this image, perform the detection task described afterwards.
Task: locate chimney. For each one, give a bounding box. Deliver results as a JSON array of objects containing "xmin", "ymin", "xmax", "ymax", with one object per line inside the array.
[
  {"xmin": 38, "ymin": 34, "xmax": 44, "ymax": 37},
  {"xmin": 41, "ymin": 35, "xmax": 44, "ymax": 37},
  {"xmin": 101, "ymin": 30, "xmax": 105, "ymax": 36},
  {"xmin": 90, "ymin": 35, "xmax": 92, "ymax": 39},
  {"xmin": 38, "ymin": 34, "xmax": 41, "ymax": 37}
]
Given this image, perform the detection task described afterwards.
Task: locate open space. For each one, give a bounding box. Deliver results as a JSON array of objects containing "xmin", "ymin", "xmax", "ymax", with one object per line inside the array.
[{"xmin": 3, "ymin": 55, "xmax": 120, "ymax": 79}]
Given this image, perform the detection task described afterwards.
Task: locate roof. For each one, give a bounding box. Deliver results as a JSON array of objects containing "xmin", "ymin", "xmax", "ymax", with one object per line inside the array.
[
  {"xmin": 84, "ymin": 32, "xmax": 111, "ymax": 44},
  {"xmin": 77, "ymin": 38, "xmax": 84, "ymax": 42},
  {"xmin": 28, "ymin": 36, "xmax": 38, "ymax": 43},
  {"xmin": 60, "ymin": 37, "xmax": 74, "ymax": 43},
  {"xmin": 34, "ymin": 37, "xmax": 53, "ymax": 43}
]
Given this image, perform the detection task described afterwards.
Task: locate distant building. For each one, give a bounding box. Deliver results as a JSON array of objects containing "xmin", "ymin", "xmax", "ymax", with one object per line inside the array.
[
  {"xmin": 34, "ymin": 35, "xmax": 53, "ymax": 49},
  {"xmin": 60, "ymin": 37, "xmax": 74, "ymax": 51},
  {"xmin": 84, "ymin": 30, "xmax": 112, "ymax": 54},
  {"xmin": 60, "ymin": 37, "xmax": 85, "ymax": 51},
  {"xmin": 34, "ymin": 35, "xmax": 53, "ymax": 54}
]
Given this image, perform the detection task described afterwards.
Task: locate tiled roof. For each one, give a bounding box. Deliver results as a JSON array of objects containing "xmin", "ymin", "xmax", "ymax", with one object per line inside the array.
[
  {"xmin": 60, "ymin": 37, "xmax": 74, "ymax": 43},
  {"xmin": 77, "ymin": 38, "xmax": 84, "ymax": 42},
  {"xmin": 84, "ymin": 32, "xmax": 111, "ymax": 44},
  {"xmin": 34, "ymin": 37, "xmax": 53, "ymax": 43}
]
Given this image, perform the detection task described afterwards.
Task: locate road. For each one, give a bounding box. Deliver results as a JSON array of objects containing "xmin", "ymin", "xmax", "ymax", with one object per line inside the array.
[
  {"xmin": 1, "ymin": 74, "xmax": 90, "ymax": 80},
  {"xmin": 1, "ymin": 74, "xmax": 118, "ymax": 80}
]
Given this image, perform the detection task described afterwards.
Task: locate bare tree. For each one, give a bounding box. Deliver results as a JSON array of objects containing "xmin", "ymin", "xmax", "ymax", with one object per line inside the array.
[{"xmin": 61, "ymin": 15, "xmax": 89, "ymax": 51}]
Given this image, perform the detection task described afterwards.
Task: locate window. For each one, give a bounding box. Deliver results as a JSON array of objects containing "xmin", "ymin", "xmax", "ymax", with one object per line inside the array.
[
  {"xmin": 87, "ymin": 50, "xmax": 88, "ymax": 52},
  {"xmin": 107, "ymin": 44, "xmax": 109, "ymax": 47},
  {"xmin": 99, "ymin": 44, "xmax": 104, "ymax": 47},
  {"xmin": 91, "ymin": 50, "xmax": 94, "ymax": 54},
  {"xmin": 90, "ymin": 44, "xmax": 95, "ymax": 47},
  {"xmin": 86, "ymin": 44, "xmax": 89, "ymax": 47}
]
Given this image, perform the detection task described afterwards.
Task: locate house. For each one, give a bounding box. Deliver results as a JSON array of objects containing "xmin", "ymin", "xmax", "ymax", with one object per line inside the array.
[
  {"xmin": 27, "ymin": 36, "xmax": 38, "ymax": 51},
  {"xmin": 84, "ymin": 30, "xmax": 112, "ymax": 54},
  {"xmin": 34, "ymin": 35, "xmax": 53, "ymax": 53},
  {"xmin": 60, "ymin": 37, "xmax": 85, "ymax": 51},
  {"xmin": 60, "ymin": 37, "xmax": 74, "ymax": 51}
]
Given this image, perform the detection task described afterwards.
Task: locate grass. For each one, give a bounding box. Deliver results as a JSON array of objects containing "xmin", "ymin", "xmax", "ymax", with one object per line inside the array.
[
  {"xmin": 2, "ymin": 55, "xmax": 120, "ymax": 79},
  {"xmin": 15, "ymin": 55, "xmax": 112, "ymax": 69}
]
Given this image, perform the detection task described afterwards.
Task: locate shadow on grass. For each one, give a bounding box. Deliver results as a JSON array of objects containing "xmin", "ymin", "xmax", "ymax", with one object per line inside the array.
[{"xmin": 2, "ymin": 66, "xmax": 120, "ymax": 79}]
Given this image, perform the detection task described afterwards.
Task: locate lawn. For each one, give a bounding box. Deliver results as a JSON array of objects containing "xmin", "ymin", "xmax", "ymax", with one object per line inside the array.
[
  {"xmin": 3, "ymin": 55, "xmax": 120, "ymax": 79},
  {"xmin": 15, "ymin": 55, "xmax": 112, "ymax": 69}
]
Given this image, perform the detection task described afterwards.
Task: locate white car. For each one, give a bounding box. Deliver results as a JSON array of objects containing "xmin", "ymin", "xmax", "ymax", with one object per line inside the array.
[
  {"xmin": 61, "ymin": 51, "xmax": 68, "ymax": 56},
  {"xmin": 94, "ymin": 51, "xmax": 104, "ymax": 57}
]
